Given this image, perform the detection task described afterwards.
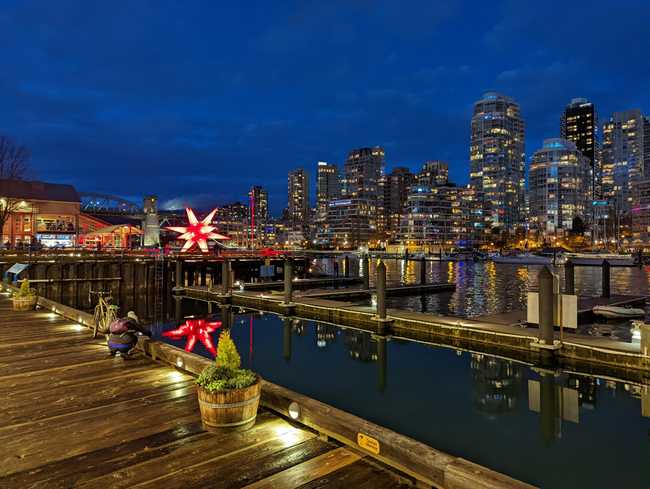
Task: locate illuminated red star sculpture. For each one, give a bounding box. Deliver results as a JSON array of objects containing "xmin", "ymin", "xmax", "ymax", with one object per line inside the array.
[
  {"xmin": 167, "ymin": 207, "xmax": 230, "ymax": 253},
  {"xmin": 162, "ymin": 318, "xmax": 222, "ymax": 357}
]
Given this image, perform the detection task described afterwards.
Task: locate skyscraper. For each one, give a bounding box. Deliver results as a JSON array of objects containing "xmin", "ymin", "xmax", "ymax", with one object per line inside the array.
[
  {"xmin": 417, "ymin": 161, "xmax": 449, "ymax": 187},
  {"xmin": 379, "ymin": 167, "xmax": 414, "ymax": 240},
  {"xmin": 248, "ymin": 185, "xmax": 268, "ymax": 246},
  {"xmin": 561, "ymin": 98, "xmax": 598, "ymax": 199},
  {"xmin": 316, "ymin": 162, "xmax": 340, "ymax": 221},
  {"xmin": 342, "ymin": 147, "xmax": 384, "ymax": 199},
  {"xmin": 601, "ymin": 109, "xmax": 645, "ymax": 212},
  {"xmin": 529, "ymin": 139, "xmax": 590, "ymax": 236},
  {"xmin": 470, "ymin": 92, "xmax": 525, "ymax": 233},
  {"xmin": 288, "ymin": 168, "xmax": 309, "ymax": 233}
]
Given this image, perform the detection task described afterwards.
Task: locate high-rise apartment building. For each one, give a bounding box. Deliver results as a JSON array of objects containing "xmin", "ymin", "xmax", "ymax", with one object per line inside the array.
[
  {"xmin": 248, "ymin": 185, "xmax": 268, "ymax": 246},
  {"xmin": 288, "ymin": 168, "xmax": 310, "ymax": 233},
  {"xmin": 470, "ymin": 92, "xmax": 525, "ymax": 233},
  {"xmin": 379, "ymin": 167, "xmax": 415, "ymax": 240},
  {"xmin": 601, "ymin": 109, "xmax": 646, "ymax": 212},
  {"xmin": 323, "ymin": 147, "xmax": 385, "ymax": 247},
  {"xmin": 316, "ymin": 162, "xmax": 340, "ymax": 221},
  {"xmin": 417, "ymin": 161, "xmax": 448, "ymax": 187},
  {"xmin": 529, "ymin": 139, "xmax": 590, "ymax": 236},
  {"xmin": 342, "ymin": 147, "xmax": 384, "ymax": 199},
  {"xmin": 561, "ymin": 98, "xmax": 598, "ymax": 199}
]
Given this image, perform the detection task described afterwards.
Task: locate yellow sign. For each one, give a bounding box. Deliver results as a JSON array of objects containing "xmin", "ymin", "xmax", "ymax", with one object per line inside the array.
[{"xmin": 357, "ymin": 433, "xmax": 380, "ymax": 455}]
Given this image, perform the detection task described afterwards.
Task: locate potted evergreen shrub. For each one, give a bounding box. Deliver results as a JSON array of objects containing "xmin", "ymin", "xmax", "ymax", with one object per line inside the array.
[
  {"xmin": 196, "ymin": 330, "xmax": 261, "ymax": 432},
  {"xmin": 12, "ymin": 279, "xmax": 37, "ymax": 311}
]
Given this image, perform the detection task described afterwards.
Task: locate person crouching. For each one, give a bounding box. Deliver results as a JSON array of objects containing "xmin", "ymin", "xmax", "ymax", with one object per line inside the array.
[{"xmin": 107, "ymin": 311, "xmax": 150, "ymax": 357}]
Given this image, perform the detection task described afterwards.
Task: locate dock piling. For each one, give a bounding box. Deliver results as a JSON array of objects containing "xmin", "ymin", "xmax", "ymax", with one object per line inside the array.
[
  {"xmin": 538, "ymin": 267, "xmax": 554, "ymax": 345},
  {"xmin": 221, "ymin": 260, "xmax": 231, "ymax": 296},
  {"xmin": 602, "ymin": 260, "xmax": 611, "ymax": 298},
  {"xmin": 564, "ymin": 260, "xmax": 575, "ymax": 295},
  {"xmin": 376, "ymin": 260, "xmax": 387, "ymax": 321},
  {"xmin": 420, "ymin": 257, "xmax": 427, "ymax": 285},
  {"xmin": 284, "ymin": 259, "xmax": 294, "ymax": 305},
  {"xmin": 343, "ymin": 255, "xmax": 350, "ymax": 278},
  {"xmin": 362, "ymin": 254, "xmax": 370, "ymax": 290}
]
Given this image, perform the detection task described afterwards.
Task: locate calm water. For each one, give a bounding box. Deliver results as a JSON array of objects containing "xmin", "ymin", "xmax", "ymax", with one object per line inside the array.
[
  {"xmin": 153, "ymin": 306, "xmax": 650, "ymax": 489},
  {"xmin": 317, "ymin": 257, "xmax": 650, "ymax": 318}
]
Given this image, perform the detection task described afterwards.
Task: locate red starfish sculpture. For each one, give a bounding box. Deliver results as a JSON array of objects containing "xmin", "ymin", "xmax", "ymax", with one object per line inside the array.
[
  {"xmin": 162, "ymin": 318, "xmax": 222, "ymax": 356},
  {"xmin": 167, "ymin": 207, "xmax": 230, "ymax": 253}
]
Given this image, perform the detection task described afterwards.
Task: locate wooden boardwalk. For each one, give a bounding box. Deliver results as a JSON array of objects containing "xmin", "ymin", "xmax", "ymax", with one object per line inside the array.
[{"xmin": 0, "ymin": 298, "xmax": 409, "ymax": 488}]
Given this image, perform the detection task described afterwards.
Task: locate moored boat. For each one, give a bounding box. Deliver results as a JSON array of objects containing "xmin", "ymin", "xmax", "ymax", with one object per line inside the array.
[
  {"xmin": 592, "ymin": 305, "xmax": 645, "ymax": 319},
  {"xmin": 565, "ymin": 252, "xmax": 636, "ymax": 266}
]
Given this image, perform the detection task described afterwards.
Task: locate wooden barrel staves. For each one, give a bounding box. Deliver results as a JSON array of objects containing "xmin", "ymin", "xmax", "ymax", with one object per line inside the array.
[
  {"xmin": 197, "ymin": 379, "xmax": 261, "ymax": 432},
  {"xmin": 12, "ymin": 296, "xmax": 37, "ymax": 311}
]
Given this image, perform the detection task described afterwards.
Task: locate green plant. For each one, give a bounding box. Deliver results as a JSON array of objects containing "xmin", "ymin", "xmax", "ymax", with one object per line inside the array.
[
  {"xmin": 15, "ymin": 279, "xmax": 36, "ymax": 298},
  {"xmin": 196, "ymin": 330, "xmax": 257, "ymax": 393}
]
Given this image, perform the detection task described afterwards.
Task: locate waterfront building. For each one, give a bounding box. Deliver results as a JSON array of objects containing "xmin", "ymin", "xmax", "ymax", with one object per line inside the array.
[
  {"xmin": 322, "ymin": 147, "xmax": 385, "ymax": 247},
  {"xmin": 561, "ymin": 98, "xmax": 598, "ymax": 200},
  {"xmin": 248, "ymin": 185, "xmax": 268, "ymax": 247},
  {"xmin": 529, "ymin": 139, "xmax": 590, "ymax": 237},
  {"xmin": 0, "ymin": 179, "xmax": 81, "ymax": 247},
  {"xmin": 213, "ymin": 202, "xmax": 249, "ymax": 247},
  {"xmin": 399, "ymin": 184, "xmax": 458, "ymax": 252},
  {"xmin": 469, "ymin": 92, "xmax": 525, "ymax": 235},
  {"xmin": 288, "ymin": 168, "xmax": 310, "ymax": 237},
  {"xmin": 601, "ymin": 109, "xmax": 646, "ymax": 213},
  {"xmin": 316, "ymin": 162, "xmax": 340, "ymax": 223},
  {"xmin": 325, "ymin": 198, "xmax": 373, "ymax": 248},
  {"xmin": 379, "ymin": 167, "xmax": 415, "ymax": 242}
]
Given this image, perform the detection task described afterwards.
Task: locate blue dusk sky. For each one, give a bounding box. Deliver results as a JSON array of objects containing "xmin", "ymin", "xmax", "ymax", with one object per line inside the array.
[{"xmin": 1, "ymin": 0, "xmax": 649, "ymax": 213}]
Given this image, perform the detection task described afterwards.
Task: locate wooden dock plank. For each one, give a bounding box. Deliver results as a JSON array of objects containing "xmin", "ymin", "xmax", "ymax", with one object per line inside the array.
[
  {"xmin": 240, "ymin": 447, "xmax": 362, "ymax": 489},
  {"xmin": 0, "ymin": 299, "xmax": 405, "ymax": 489}
]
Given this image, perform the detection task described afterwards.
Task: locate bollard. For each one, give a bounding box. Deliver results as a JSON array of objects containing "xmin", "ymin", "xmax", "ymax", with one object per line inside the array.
[
  {"xmin": 221, "ymin": 260, "xmax": 231, "ymax": 295},
  {"xmin": 602, "ymin": 260, "xmax": 611, "ymax": 298},
  {"xmin": 362, "ymin": 254, "xmax": 370, "ymax": 290},
  {"xmin": 420, "ymin": 257, "xmax": 427, "ymax": 285},
  {"xmin": 641, "ymin": 323, "xmax": 650, "ymax": 357},
  {"xmin": 174, "ymin": 296, "xmax": 183, "ymax": 323},
  {"xmin": 284, "ymin": 259, "xmax": 294, "ymax": 304},
  {"xmin": 376, "ymin": 260, "xmax": 387, "ymax": 320},
  {"xmin": 343, "ymin": 255, "xmax": 350, "ymax": 278},
  {"xmin": 564, "ymin": 260, "xmax": 575, "ymax": 295},
  {"xmin": 175, "ymin": 259, "xmax": 183, "ymax": 287},
  {"xmin": 538, "ymin": 267, "xmax": 555, "ymax": 345}
]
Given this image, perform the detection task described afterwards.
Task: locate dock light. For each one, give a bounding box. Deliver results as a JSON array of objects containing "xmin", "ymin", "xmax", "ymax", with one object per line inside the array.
[
  {"xmin": 288, "ymin": 402, "xmax": 300, "ymax": 420},
  {"xmin": 371, "ymin": 294, "xmax": 377, "ymax": 309},
  {"xmin": 176, "ymin": 358, "xmax": 184, "ymax": 368}
]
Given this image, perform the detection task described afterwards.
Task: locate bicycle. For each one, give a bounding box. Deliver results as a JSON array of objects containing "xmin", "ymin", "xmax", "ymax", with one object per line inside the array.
[{"xmin": 89, "ymin": 290, "xmax": 118, "ymax": 338}]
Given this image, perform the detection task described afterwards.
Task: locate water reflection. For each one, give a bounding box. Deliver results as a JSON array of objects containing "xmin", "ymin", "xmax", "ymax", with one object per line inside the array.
[{"xmin": 153, "ymin": 304, "xmax": 650, "ymax": 488}]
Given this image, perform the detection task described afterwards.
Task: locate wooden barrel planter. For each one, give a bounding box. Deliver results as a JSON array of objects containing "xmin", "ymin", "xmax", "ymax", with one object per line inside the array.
[
  {"xmin": 197, "ymin": 378, "xmax": 261, "ymax": 432},
  {"xmin": 12, "ymin": 296, "xmax": 38, "ymax": 311}
]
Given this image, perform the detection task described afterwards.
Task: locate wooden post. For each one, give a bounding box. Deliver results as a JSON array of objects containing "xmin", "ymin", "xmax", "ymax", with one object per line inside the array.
[
  {"xmin": 376, "ymin": 260, "xmax": 387, "ymax": 320},
  {"xmin": 200, "ymin": 262, "xmax": 207, "ymax": 287},
  {"xmin": 284, "ymin": 259, "xmax": 293, "ymax": 304},
  {"xmin": 174, "ymin": 296, "xmax": 182, "ymax": 323},
  {"xmin": 343, "ymin": 255, "xmax": 350, "ymax": 278},
  {"xmin": 564, "ymin": 260, "xmax": 575, "ymax": 295},
  {"xmin": 602, "ymin": 259, "xmax": 611, "ymax": 298},
  {"xmin": 220, "ymin": 304, "xmax": 232, "ymax": 329},
  {"xmin": 221, "ymin": 260, "xmax": 231, "ymax": 295},
  {"xmin": 538, "ymin": 267, "xmax": 554, "ymax": 345},
  {"xmin": 175, "ymin": 259, "xmax": 183, "ymax": 287},
  {"xmin": 362, "ymin": 254, "xmax": 370, "ymax": 290},
  {"xmin": 420, "ymin": 257, "xmax": 427, "ymax": 285},
  {"xmin": 640, "ymin": 323, "xmax": 650, "ymax": 357}
]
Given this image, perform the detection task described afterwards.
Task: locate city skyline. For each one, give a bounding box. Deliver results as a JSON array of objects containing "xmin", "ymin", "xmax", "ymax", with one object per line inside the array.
[{"xmin": 1, "ymin": 1, "xmax": 650, "ymax": 213}]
